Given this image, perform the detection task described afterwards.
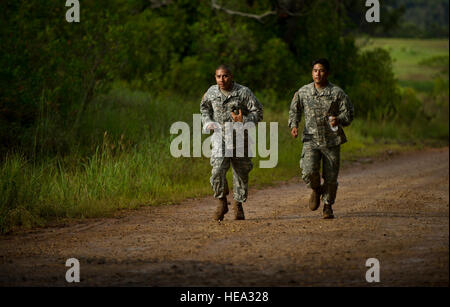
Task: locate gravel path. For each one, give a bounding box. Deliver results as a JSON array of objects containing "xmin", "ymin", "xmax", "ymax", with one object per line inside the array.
[{"xmin": 0, "ymin": 147, "xmax": 448, "ymax": 286}]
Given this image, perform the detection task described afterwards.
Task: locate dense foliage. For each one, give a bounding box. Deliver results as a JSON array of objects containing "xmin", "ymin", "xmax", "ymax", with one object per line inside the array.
[{"xmin": 385, "ymin": 0, "xmax": 449, "ymax": 38}]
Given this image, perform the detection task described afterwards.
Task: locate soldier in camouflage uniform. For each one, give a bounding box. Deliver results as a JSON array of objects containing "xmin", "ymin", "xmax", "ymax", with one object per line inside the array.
[
  {"xmin": 289, "ymin": 59, "xmax": 354, "ymax": 219},
  {"xmin": 201, "ymin": 65, "xmax": 263, "ymax": 221}
]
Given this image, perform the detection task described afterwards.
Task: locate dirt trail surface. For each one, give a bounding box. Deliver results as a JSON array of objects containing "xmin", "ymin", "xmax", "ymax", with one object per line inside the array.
[{"xmin": 0, "ymin": 147, "xmax": 448, "ymax": 286}]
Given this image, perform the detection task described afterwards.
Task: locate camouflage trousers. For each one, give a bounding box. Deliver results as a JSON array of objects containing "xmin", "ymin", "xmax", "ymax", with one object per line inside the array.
[
  {"xmin": 210, "ymin": 157, "xmax": 253, "ymax": 202},
  {"xmin": 300, "ymin": 142, "xmax": 340, "ymax": 205}
]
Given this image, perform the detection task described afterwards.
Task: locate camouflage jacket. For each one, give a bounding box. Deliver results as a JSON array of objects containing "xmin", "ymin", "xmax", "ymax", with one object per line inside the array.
[
  {"xmin": 200, "ymin": 82, "xmax": 263, "ymax": 128},
  {"xmin": 289, "ymin": 82, "xmax": 354, "ymax": 148}
]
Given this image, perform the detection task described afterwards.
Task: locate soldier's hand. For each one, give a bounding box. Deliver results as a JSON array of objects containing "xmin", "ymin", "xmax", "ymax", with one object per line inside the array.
[
  {"xmin": 291, "ymin": 127, "xmax": 298, "ymax": 139},
  {"xmin": 329, "ymin": 116, "xmax": 338, "ymax": 127},
  {"xmin": 231, "ymin": 109, "xmax": 243, "ymax": 122}
]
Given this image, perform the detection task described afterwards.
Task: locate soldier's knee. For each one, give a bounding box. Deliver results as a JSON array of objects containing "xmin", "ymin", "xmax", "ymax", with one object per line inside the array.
[{"xmin": 233, "ymin": 158, "xmax": 253, "ymax": 174}]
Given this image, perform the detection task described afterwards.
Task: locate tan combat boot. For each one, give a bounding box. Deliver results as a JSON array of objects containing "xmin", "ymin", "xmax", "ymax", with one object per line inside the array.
[
  {"xmin": 233, "ymin": 201, "xmax": 245, "ymax": 220},
  {"xmin": 213, "ymin": 197, "xmax": 229, "ymax": 221},
  {"xmin": 323, "ymin": 204, "xmax": 334, "ymax": 219},
  {"xmin": 309, "ymin": 188, "xmax": 321, "ymax": 211}
]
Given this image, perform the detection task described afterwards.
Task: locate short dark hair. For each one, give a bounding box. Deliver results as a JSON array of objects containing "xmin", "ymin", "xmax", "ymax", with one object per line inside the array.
[
  {"xmin": 215, "ymin": 64, "xmax": 232, "ymax": 74},
  {"xmin": 312, "ymin": 58, "xmax": 330, "ymax": 72}
]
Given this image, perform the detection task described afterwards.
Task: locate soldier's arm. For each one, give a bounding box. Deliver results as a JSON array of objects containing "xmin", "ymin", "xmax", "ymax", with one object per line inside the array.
[
  {"xmin": 288, "ymin": 91, "xmax": 303, "ymax": 129},
  {"xmin": 200, "ymin": 93, "xmax": 214, "ymax": 129},
  {"xmin": 336, "ymin": 91, "xmax": 354, "ymax": 127},
  {"xmin": 243, "ymin": 89, "xmax": 263, "ymax": 124}
]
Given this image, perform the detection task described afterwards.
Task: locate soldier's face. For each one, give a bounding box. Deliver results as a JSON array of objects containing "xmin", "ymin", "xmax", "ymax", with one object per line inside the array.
[
  {"xmin": 312, "ymin": 64, "xmax": 329, "ymax": 85},
  {"xmin": 215, "ymin": 69, "xmax": 233, "ymax": 91}
]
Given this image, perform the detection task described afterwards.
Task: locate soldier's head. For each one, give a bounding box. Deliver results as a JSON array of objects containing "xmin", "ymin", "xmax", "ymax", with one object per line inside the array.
[
  {"xmin": 311, "ymin": 58, "xmax": 330, "ymax": 87},
  {"xmin": 215, "ymin": 64, "xmax": 233, "ymax": 91}
]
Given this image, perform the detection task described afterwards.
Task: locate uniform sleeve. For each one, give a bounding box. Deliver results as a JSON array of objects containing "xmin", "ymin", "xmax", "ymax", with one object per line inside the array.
[
  {"xmin": 288, "ymin": 91, "xmax": 303, "ymax": 129},
  {"xmin": 336, "ymin": 91, "xmax": 354, "ymax": 127},
  {"xmin": 200, "ymin": 92, "xmax": 214, "ymax": 128},
  {"xmin": 243, "ymin": 89, "xmax": 263, "ymax": 124}
]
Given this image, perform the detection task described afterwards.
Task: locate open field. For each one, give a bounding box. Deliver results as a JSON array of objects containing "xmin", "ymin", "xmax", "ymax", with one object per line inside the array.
[{"xmin": 358, "ymin": 38, "xmax": 449, "ymax": 92}]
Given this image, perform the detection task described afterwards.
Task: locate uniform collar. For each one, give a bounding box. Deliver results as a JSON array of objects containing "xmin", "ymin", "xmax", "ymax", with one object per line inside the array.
[
  {"xmin": 310, "ymin": 82, "xmax": 333, "ymax": 97},
  {"xmin": 216, "ymin": 82, "xmax": 239, "ymax": 99}
]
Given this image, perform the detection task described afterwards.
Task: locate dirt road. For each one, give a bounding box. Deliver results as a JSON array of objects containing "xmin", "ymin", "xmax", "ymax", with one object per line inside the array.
[{"xmin": 0, "ymin": 147, "xmax": 448, "ymax": 286}]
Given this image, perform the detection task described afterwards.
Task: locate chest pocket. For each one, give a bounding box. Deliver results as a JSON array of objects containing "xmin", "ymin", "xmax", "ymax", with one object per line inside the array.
[
  {"xmin": 304, "ymin": 96, "xmax": 326, "ymax": 117},
  {"xmin": 312, "ymin": 95, "xmax": 337, "ymax": 116}
]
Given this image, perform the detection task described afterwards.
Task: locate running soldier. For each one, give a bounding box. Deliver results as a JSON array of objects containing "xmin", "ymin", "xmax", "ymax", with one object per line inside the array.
[
  {"xmin": 201, "ymin": 65, "xmax": 263, "ymax": 221},
  {"xmin": 289, "ymin": 59, "xmax": 354, "ymax": 219}
]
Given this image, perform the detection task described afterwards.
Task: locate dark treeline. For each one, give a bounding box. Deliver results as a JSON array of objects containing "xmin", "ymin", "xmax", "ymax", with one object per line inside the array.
[
  {"xmin": 357, "ymin": 0, "xmax": 449, "ymax": 38},
  {"xmin": 0, "ymin": 0, "xmax": 435, "ymax": 158},
  {"xmin": 376, "ymin": 0, "xmax": 449, "ymax": 38}
]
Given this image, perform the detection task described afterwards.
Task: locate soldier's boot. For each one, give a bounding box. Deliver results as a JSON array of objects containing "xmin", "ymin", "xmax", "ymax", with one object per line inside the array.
[
  {"xmin": 322, "ymin": 203, "xmax": 334, "ymax": 219},
  {"xmin": 213, "ymin": 197, "xmax": 229, "ymax": 221},
  {"xmin": 308, "ymin": 187, "xmax": 322, "ymax": 211},
  {"xmin": 233, "ymin": 201, "xmax": 245, "ymax": 220}
]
